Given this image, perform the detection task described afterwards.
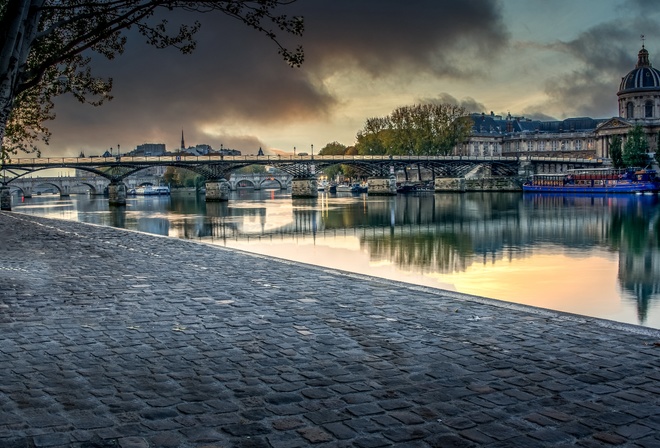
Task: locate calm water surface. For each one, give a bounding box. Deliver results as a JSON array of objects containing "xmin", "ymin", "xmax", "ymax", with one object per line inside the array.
[{"xmin": 12, "ymin": 190, "xmax": 660, "ymax": 329}]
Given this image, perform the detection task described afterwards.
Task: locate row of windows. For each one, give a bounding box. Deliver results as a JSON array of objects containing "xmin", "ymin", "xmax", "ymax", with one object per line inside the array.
[
  {"xmin": 625, "ymin": 100, "xmax": 654, "ymax": 118},
  {"xmin": 502, "ymin": 140, "xmax": 593, "ymax": 151}
]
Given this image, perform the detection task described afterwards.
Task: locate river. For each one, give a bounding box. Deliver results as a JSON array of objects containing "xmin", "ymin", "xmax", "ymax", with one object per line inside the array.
[{"xmin": 11, "ymin": 189, "xmax": 660, "ymax": 329}]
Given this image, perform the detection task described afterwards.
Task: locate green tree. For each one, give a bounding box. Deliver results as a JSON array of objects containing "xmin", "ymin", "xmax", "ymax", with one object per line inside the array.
[
  {"xmin": 318, "ymin": 141, "xmax": 347, "ymax": 155},
  {"xmin": 355, "ymin": 117, "xmax": 392, "ymax": 155},
  {"xmin": 163, "ymin": 166, "xmax": 180, "ymax": 187},
  {"xmin": 610, "ymin": 135, "xmax": 624, "ymax": 168},
  {"xmin": 355, "ymin": 104, "xmax": 472, "ymax": 156},
  {"xmin": 319, "ymin": 141, "xmax": 347, "ymax": 181},
  {"xmin": 1, "ymin": 0, "xmax": 304, "ymax": 160},
  {"xmin": 235, "ymin": 164, "xmax": 267, "ymax": 174},
  {"xmin": 623, "ymin": 125, "xmax": 650, "ymax": 168},
  {"xmin": 163, "ymin": 166, "xmax": 202, "ymax": 187}
]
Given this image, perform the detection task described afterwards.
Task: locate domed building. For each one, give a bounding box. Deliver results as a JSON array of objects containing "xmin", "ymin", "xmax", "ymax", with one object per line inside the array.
[
  {"xmin": 618, "ymin": 45, "xmax": 660, "ymax": 119},
  {"xmin": 456, "ymin": 45, "xmax": 660, "ymax": 164}
]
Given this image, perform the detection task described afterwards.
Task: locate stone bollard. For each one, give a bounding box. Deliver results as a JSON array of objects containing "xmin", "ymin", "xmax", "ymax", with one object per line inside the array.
[{"xmin": 0, "ymin": 185, "xmax": 11, "ymax": 210}]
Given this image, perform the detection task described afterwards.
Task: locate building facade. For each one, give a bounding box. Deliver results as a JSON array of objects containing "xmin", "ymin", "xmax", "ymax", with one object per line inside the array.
[{"xmin": 456, "ymin": 45, "xmax": 660, "ymax": 163}]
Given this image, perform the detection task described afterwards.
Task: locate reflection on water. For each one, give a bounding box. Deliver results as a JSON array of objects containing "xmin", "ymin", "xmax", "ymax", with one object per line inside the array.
[{"xmin": 12, "ymin": 190, "xmax": 660, "ymax": 329}]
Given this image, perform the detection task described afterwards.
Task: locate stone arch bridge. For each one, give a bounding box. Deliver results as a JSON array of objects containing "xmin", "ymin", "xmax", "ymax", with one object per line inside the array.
[
  {"xmin": 7, "ymin": 175, "xmax": 163, "ymax": 198},
  {"xmin": 6, "ymin": 173, "xmax": 292, "ymax": 199},
  {"xmin": 230, "ymin": 173, "xmax": 292, "ymax": 190}
]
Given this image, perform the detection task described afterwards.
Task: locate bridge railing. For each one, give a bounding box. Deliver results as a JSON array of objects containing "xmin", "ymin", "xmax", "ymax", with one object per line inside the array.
[
  {"xmin": 4, "ymin": 154, "xmax": 522, "ymax": 164},
  {"xmin": 2, "ymin": 154, "xmax": 607, "ymax": 166}
]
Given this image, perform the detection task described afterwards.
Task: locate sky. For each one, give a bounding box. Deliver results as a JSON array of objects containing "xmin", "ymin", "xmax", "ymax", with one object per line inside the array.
[{"xmin": 45, "ymin": 0, "xmax": 660, "ymax": 157}]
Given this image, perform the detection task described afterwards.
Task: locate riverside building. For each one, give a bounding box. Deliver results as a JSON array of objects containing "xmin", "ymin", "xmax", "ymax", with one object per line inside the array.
[{"xmin": 455, "ymin": 45, "xmax": 660, "ymax": 161}]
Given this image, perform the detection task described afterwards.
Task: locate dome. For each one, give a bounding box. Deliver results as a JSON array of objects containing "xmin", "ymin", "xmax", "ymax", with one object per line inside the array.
[{"xmin": 619, "ymin": 46, "xmax": 660, "ymax": 94}]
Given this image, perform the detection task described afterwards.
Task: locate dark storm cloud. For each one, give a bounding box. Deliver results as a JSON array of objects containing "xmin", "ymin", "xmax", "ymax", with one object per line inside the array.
[
  {"xmin": 623, "ymin": 0, "xmax": 660, "ymax": 13},
  {"xmin": 49, "ymin": 0, "xmax": 510, "ymax": 155},
  {"xmin": 300, "ymin": 0, "xmax": 509, "ymax": 78},
  {"xmin": 537, "ymin": 18, "xmax": 660, "ymax": 118}
]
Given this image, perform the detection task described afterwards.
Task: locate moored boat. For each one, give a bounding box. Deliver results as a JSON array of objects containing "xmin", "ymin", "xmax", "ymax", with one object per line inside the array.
[
  {"xmin": 396, "ymin": 182, "xmax": 420, "ymax": 193},
  {"xmin": 135, "ymin": 185, "xmax": 171, "ymax": 195},
  {"xmin": 335, "ymin": 183, "xmax": 368, "ymax": 194},
  {"xmin": 523, "ymin": 168, "xmax": 659, "ymax": 194}
]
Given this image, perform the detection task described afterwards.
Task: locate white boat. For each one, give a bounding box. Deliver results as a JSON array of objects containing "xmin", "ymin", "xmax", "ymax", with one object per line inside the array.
[
  {"xmin": 335, "ymin": 184, "xmax": 354, "ymax": 193},
  {"xmin": 336, "ymin": 183, "xmax": 367, "ymax": 194},
  {"xmin": 135, "ymin": 185, "xmax": 170, "ymax": 195}
]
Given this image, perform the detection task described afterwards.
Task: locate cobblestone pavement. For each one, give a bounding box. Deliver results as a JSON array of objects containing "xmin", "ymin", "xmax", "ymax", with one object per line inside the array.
[{"xmin": 1, "ymin": 212, "xmax": 659, "ymax": 448}]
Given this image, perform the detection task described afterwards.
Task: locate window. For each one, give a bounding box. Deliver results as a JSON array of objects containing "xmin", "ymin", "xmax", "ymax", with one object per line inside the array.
[
  {"xmin": 538, "ymin": 141, "xmax": 545, "ymax": 151},
  {"xmin": 575, "ymin": 140, "xmax": 582, "ymax": 150},
  {"xmin": 552, "ymin": 140, "xmax": 558, "ymax": 151},
  {"xmin": 627, "ymin": 102, "xmax": 634, "ymax": 118},
  {"xmin": 646, "ymin": 100, "xmax": 654, "ymax": 118},
  {"xmin": 527, "ymin": 141, "xmax": 533, "ymax": 151}
]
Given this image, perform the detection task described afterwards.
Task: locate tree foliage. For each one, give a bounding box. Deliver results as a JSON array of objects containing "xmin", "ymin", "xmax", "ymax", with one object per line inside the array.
[
  {"xmin": 163, "ymin": 166, "xmax": 203, "ymax": 188},
  {"xmin": 318, "ymin": 141, "xmax": 347, "ymax": 180},
  {"xmin": 318, "ymin": 141, "xmax": 346, "ymax": 156},
  {"xmin": 0, "ymin": 0, "xmax": 304, "ymax": 160},
  {"xmin": 355, "ymin": 104, "xmax": 472, "ymax": 156},
  {"xmin": 609, "ymin": 134, "xmax": 624, "ymax": 169},
  {"xmin": 623, "ymin": 125, "xmax": 650, "ymax": 168}
]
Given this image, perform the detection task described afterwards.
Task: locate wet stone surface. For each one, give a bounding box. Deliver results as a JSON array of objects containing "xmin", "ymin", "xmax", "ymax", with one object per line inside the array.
[{"xmin": 1, "ymin": 212, "xmax": 659, "ymax": 447}]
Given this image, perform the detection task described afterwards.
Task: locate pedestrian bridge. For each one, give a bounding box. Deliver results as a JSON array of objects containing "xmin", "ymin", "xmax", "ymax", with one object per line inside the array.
[{"xmin": 1, "ymin": 154, "xmax": 606, "ymax": 208}]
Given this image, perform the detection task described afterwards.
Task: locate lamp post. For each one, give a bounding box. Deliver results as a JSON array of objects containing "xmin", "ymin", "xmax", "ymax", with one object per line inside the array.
[
  {"xmin": 311, "ymin": 144, "xmax": 314, "ymax": 157},
  {"xmin": 294, "ymin": 146, "xmax": 296, "ymax": 156}
]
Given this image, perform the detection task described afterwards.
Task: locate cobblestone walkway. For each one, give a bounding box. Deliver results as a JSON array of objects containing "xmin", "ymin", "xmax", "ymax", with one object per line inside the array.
[{"xmin": 1, "ymin": 212, "xmax": 659, "ymax": 448}]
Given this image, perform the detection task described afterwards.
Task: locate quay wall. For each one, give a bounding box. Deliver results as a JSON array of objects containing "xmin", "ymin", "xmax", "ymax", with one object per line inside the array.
[{"xmin": 435, "ymin": 176, "xmax": 522, "ymax": 192}]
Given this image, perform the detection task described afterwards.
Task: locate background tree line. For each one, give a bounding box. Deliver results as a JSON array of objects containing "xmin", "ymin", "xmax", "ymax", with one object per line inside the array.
[
  {"xmin": 318, "ymin": 103, "xmax": 473, "ymax": 181},
  {"xmin": 354, "ymin": 103, "xmax": 472, "ymax": 156}
]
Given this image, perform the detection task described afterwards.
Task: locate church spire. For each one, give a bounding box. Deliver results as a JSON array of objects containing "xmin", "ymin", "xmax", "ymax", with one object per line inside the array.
[{"xmin": 180, "ymin": 130, "xmax": 185, "ymax": 152}]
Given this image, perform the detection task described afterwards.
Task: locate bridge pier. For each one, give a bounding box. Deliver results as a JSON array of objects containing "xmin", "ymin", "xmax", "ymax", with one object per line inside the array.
[
  {"xmin": 205, "ymin": 180, "xmax": 231, "ymax": 202},
  {"xmin": 518, "ymin": 159, "xmax": 534, "ymax": 177},
  {"xmin": 367, "ymin": 177, "xmax": 396, "ymax": 195},
  {"xmin": 1, "ymin": 185, "xmax": 12, "ymax": 210},
  {"xmin": 107, "ymin": 182, "xmax": 127, "ymax": 206},
  {"xmin": 60, "ymin": 185, "xmax": 70, "ymax": 198},
  {"xmin": 291, "ymin": 178, "xmax": 318, "ymax": 198},
  {"xmin": 434, "ymin": 178, "xmax": 466, "ymax": 192}
]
